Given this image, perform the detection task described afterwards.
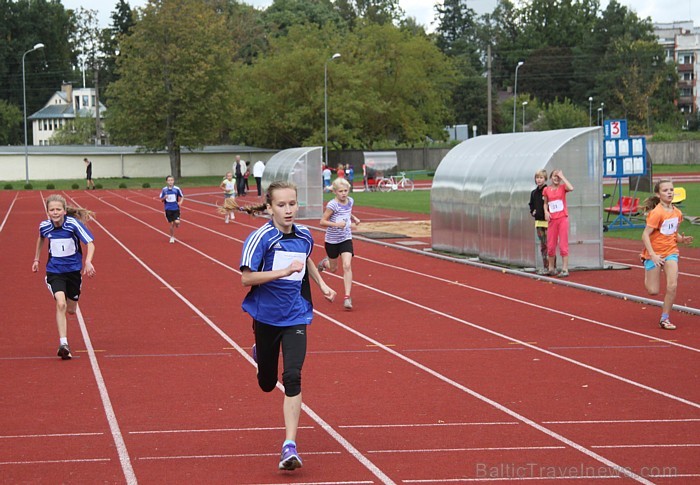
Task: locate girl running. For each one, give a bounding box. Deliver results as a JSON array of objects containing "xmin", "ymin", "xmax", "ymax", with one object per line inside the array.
[
  {"xmin": 239, "ymin": 181, "xmax": 336, "ymax": 471},
  {"xmin": 219, "ymin": 172, "xmax": 237, "ymax": 223},
  {"xmin": 32, "ymin": 194, "xmax": 95, "ymax": 360},
  {"xmin": 318, "ymin": 177, "xmax": 360, "ymax": 309},
  {"xmin": 159, "ymin": 175, "xmax": 184, "ymax": 243},
  {"xmin": 640, "ymin": 179, "xmax": 693, "ymax": 330}
]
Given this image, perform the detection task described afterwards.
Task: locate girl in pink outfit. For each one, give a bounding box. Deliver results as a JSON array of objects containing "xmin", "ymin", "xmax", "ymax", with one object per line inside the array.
[{"xmin": 543, "ymin": 169, "xmax": 574, "ymax": 277}]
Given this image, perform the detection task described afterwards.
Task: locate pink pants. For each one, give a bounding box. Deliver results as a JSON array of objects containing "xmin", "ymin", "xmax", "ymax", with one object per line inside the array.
[{"xmin": 547, "ymin": 216, "xmax": 569, "ymax": 257}]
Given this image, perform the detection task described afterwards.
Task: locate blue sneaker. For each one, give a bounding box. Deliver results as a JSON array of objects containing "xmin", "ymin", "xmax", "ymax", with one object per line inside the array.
[
  {"xmin": 252, "ymin": 344, "xmax": 257, "ymax": 363},
  {"xmin": 278, "ymin": 443, "xmax": 302, "ymax": 470}
]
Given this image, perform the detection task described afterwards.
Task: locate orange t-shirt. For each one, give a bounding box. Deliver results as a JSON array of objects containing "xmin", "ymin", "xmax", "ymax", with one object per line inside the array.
[{"xmin": 641, "ymin": 204, "xmax": 683, "ymax": 259}]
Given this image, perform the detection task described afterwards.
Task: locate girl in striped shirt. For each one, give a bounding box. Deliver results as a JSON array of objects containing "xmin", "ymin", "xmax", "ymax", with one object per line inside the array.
[{"xmin": 318, "ymin": 178, "xmax": 360, "ymax": 310}]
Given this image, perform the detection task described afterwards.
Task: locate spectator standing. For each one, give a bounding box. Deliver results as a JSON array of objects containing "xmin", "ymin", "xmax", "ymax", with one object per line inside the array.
[
  {"xmin": 322, "ymin": 166, "xmax": 332, "ymax": 192},
  {"xmin": 234, "ymin": 155, "xmax": 247, "ymax": 196},
  {"xmin": 253, "ymin": 160, "xmax": 265, "ymax": 197},
  {"xmin": 84, "ymin": 158, "xmax": 95, "ymax": 190},
  {"xmin": 346, "ymin": 165, "xmax": 354, "ymax": 191},
  {"xmin": 529, "ymin": 169, "xmax": 553, "ymax": 275},
  {"xmin": 543, "ymin": 170, "xmax": 573, "ymax": 277}
]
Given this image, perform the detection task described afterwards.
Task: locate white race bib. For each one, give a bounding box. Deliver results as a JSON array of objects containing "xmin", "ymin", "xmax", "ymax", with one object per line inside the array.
[
  {"xmin": 660, "ymin": 217, "xmax": 679, "ymax": 236},
  {"xmin": 165, "ymin": 193, "xmax": 177, "ymax": 203},
  {"xmin": 548, "ymin": 199, "xmax": 564, "ymax": 213},
  {"xmin": 50, "ymin": 237, "xmax": 77, "ymax": 257},
  {"xmin": 272, "ymin": 251, "xmax": 306, "ymax": 281}
]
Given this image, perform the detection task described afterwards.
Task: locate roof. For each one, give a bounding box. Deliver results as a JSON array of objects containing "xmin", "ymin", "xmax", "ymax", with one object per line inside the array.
[
  {"xmin": 28, "ymin": 102, "xmax": 107, "ymax": 120},
  {"xmin": 0, "ymin": 145, "xmax": 272, "ymax": 156}
]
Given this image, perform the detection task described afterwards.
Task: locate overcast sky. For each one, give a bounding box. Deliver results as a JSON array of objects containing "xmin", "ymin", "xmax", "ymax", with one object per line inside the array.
[{"xmin": 61, "ymin": 0, "xmax": 698, "ymax": 33}]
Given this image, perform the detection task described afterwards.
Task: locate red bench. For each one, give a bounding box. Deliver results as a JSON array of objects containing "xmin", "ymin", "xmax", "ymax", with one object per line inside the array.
[{"xmin": 604, "ymin": 196, "xmax": 640, "ymax": 215}]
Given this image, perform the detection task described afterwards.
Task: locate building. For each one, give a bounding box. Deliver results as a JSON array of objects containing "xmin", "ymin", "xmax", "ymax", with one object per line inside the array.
[
  {"xmin": 28, "ymin": 83, "xmax": 106, "ymax": 146},
  {"xmin": 654, "ymin": 21, "xmax": 700, "ymax": 117}
]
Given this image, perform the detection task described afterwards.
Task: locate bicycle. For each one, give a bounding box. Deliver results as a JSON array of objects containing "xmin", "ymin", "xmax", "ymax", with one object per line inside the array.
[{"xmin": 376, "ymin": 172, "xmax": 414, "ymax": 192}]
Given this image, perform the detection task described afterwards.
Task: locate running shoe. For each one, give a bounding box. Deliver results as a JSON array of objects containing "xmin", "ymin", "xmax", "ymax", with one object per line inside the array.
[
  {"xmin": 57, "ymin": 344, "xmax": 72, "ymax": 360},
  {"xmin": 317, "ymin": 257, "xmax": 328, "ymax": 272},
  {"xmin": 343, "ymin": 296, "xmax": 353, "ymax": 310},
  {"xmin": 659, "ymin": 319, "xmax": 676, "ymax": 330},
  {"xmin": 169, "ymin": 237, "xmax": 175, "ymax": 244},
  {"xmin": 278, "ymin": 443, "xmax": 302, "ymax": 470}
]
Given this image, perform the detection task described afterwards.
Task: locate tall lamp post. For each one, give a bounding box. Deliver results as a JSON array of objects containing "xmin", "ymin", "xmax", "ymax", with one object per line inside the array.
[
  {"xmin": 522, "ymin": 101, "xmax": 528, "ymax": 132},
  {"xmin": 512, "ymin": 61, "xmax": 524, "ymax": 133},
  {"xmin": 324, "ymin": 52, "xmax": 341, "ymax": 168},
  {"xmin": 599, "ymin": 102, "xmax": 605, "ymax": 125},
  {"xmin": 597, "ymin": 107, "xmax": 603, "ymax": 126},
  {"xmin": 588, "ymin": 96, "xmax": 593, "ymax": 126},
  {"xmin": 23, "ymin": 42, "xmax": 45, "ymax": 184}
]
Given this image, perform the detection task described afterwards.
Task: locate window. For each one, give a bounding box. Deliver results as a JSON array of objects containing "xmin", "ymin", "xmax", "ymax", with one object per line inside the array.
[
  {"xmin": 680, "ymin": 88, "xmax": 692, "ymax": 97},
  {"xmin": 83, "ymin": 95, "xmax": 89, "ymax": 107}
]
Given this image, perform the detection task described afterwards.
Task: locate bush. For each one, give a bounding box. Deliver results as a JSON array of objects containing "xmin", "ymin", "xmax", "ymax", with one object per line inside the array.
[
  {"xmin": 142, "ymin": 182, "xmax": 151, "ymax": 188},
  {"xmin": 46, "ymin": 183, "xmax": 55, "ymax": 189},
  {"xmin": 4, "ymin": 184, "xmax": 13, "ymax": 190},
  {"xmin": 95, "ymin": 183, "xmax": 103, "ymax": 189},
  {"xmin": 24, "ymin": 183, "xmax": 33, "ymax": 190},
  {"xmin": 119, "ymin": 182, "xmax": 127, "ymax": 188},
  {"xmin": 71, "ymin": 183, "xmax": 80, "ymax": 189}
]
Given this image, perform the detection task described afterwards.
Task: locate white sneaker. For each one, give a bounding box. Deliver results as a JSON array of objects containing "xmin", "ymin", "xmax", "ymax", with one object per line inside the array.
[
  {"xmin": 343, "ymin": 297, "xmax": 352, "ymax": 310},
  {"xmin": 169, "ymin": 237, "xmax": 175, "ymax": 244}
]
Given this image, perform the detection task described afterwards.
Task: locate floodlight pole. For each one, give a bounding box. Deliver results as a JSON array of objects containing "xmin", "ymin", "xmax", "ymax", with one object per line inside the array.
[
  {"xmin": 588, "ymin": 97, "xmax": 593, "ymax": 126},
  {"xmin": 522, "ymin": 101, "xmax": 528, "ymax": 132},
  {"xmin": 23, "ymin": 42, "xmax": 45, "ymax": 184},
  {"xmin": 324, "ymin": 53, "xmax": 341, "ymax": 168},
  {"xmin": 512, "ymin": 61, "xmax": 524, "ymax": 133}
]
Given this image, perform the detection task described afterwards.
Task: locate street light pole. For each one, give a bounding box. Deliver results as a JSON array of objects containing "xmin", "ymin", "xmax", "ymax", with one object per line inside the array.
[
  {"xmin": 522, "ymin": 101, "xmax": 528, "ymax": 132},
  {"xmin": 597, "ymin": 107, "xmax": 603, "ymax": 126},
  {"xmin": 324, "ymin": 52, "xmax": 341, "ymax": 168},
  {"xmin": 600, "ymin": 102, "xmax": 605, "ymax": 126},
  {"xmin": 588, "ymin": 96, "xmax": 593, "ymax": 126},
  {"xmin": 23, "ymin": 42, "xmax": 45, "ymax": 185},
  {"xmin": 512, "ymin": 61, "xmax": 524, "ymax": 133}
]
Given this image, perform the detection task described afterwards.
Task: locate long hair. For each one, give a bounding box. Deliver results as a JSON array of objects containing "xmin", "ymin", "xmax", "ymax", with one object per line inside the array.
[
  {"xmin": 45, "ymin": 194, "xmax": 94, "ymax": 223},
  {"xmin": 216, "ymin": 197, "xmax": 239, "ymax": 215},
  {"xmin": 641, "ymin": 179, "xmax": 673, "ymax": 213},
  {"xmin": 240, "ymin": 181, "xmax": 297, "ymax": 215}
]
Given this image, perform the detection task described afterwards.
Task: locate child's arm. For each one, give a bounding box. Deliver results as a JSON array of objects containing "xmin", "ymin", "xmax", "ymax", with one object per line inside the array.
[
  {"xmin": 543, "ymin": 192, "xmax": 551, "ymax": 222},
  {"xmin": 677, "ymin": 232, "xmax": 694, "ymax": 245},
  {"xmin": 641, "ymin": 226, "xmax": 663, "ymax": 266},
  {"xmin": 319, "ymin": 207, "xmax": 345, "ymax": 228},
  {"xmin": 82, "ymin": 241, "xmax": 96, "ymax": 277},
  {"xmin": 32, "ymin": 236, "xmax": 44, "ymax": 272},
  {"xmin": 220, "ymin": 180, "xmax": 227, "ymax": 190},
  {"xmin": 558, "ymin": 171, "xmax": 574, "ymax": 191},
  {"xmin": 307, "ymin": 257, "xmax": 336, "ymax": 302},
  {"xmin": 241, "ymin": 260, "xmax": 304, "ymax": 287}
]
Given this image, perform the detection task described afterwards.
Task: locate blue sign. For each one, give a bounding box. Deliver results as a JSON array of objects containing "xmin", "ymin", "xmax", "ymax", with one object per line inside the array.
[{"xmin": 602, "ymin": 120, "xmax": 646, "ymax": 178}]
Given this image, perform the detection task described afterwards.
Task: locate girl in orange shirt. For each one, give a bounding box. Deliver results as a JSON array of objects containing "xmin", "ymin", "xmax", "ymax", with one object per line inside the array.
[{"xmin": 641, "ymin": 180, "xmax": 693, "ymax": 330}]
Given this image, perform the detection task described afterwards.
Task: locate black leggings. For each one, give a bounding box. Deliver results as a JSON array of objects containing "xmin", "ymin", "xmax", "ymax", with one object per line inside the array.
[{"xmin": 253, "ymin": 320, "xmax": 307, "ymax": 397}]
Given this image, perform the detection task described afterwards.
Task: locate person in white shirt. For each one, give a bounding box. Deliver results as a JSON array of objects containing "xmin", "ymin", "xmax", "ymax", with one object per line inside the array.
[
  {"xmin": 253, "ymin": 160, "xmax": 265, "ymax": 196},
  {"xmin": 233, "ymin": 155, "xmax": 247, "ymax": 196}
]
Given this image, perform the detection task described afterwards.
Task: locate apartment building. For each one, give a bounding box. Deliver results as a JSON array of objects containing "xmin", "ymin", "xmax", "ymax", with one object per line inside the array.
[
  {"xmin": 655, "ymin": 21, "xmax": 700, "ymax": 116},
  {"xmin": 28, "ymin": 82, "xmax": 106, "ymax": 145}
]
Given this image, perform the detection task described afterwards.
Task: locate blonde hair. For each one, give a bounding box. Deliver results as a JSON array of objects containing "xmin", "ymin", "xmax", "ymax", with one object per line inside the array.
[
  {"xmin": 332, "ymin": 177, "xmax": 351, "ymax": 191},
  {"xmin": 217, "ymin": 197, "xmax": 239, "ymax": 215},
  {"xmin": 45, "ymin": 194, "xmax": 94, "ymax": 223},
  {"xmin": 240, "ymin": 181, "xmax": 297, "ymax": 215},
  {"xmin": 535, "ymin": 169, "xmax": 547, "ymax": 179}
]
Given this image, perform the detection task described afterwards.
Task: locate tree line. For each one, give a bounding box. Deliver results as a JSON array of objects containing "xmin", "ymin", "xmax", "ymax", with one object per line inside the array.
[{"xmin": 0, "ymin": 0, "xmax": 688, "ymax": 177}]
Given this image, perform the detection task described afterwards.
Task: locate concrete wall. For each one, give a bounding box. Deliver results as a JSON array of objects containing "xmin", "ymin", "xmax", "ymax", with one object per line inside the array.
[
  {"xmin": 0, "ymin": 148, "xmax": 277, "ymax": 182},
  {"xmin": 646, "ymin": 140, "xmax": 700, "ymax": 164}
]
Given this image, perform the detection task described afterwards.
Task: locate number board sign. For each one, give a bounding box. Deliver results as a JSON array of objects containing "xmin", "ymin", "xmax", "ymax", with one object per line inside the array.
[{"xmin": 602, "ymin": 120, "xmax": 646, "ymax": 178}]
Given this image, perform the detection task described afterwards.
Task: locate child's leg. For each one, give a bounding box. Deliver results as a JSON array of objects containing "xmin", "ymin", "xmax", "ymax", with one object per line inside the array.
[
  {"xmin": 644, "ymin": 264, "xmax": 661, "ymax": 295},
  {"xmin": 326, "ymin": 256, "xmax": 339, "ymax": 273},
  {"xmin": 280, "ymin": 325, "xmax": 306, "ymax": 442},
  {"xmin": 340, "ymin": 252, "xmax": 353, "ymax": 297},
  {"xmin": 54, "ymin": 292, "xmax": 69, "ymax": 339},
  {"xmin": 66, "ymin": 299, "xmax": 77, "ymax": 316},
  {"xmin": 558, "ymin": 217, "xmax": 570, "ymax": 271},
  {"xmin": 661, "ymin": 259, "xmax": 679, "ymax": 316},
  {"xmin": 546, "ymin": 219, "xmax": 560, "ymax": 272},
  {"xmin": 536, "ymin": 227, "xmax": 548, "ymax": 268}
]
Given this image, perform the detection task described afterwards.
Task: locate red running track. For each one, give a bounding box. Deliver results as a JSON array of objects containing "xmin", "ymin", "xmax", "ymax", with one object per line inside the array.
[{"xmin": 1, "ymin": 188, "xmax": 699, "ymax": 484}]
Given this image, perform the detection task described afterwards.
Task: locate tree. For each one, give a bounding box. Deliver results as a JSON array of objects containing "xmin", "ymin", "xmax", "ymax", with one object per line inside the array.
[
  {"xmin": 0, "ymin": 100, "xmax": 22, "ymax": 145},
  {"xmin": 335, "ymin": 0, "xmax": 404, "ymax": 27},
  {"xmin": 106, "ymin": 0, "xmax": 235, "ymax": 178},
  {"xmin": 262, "ymin": 0, "xmax": 347, "ymax": 37},
  {"xmin": 533, "ymin": 98, "xmax": 588, "ymax": 130},
  {"xmin": 50, "ymin": 114, "xmax": 96, "ymax": 145},
  {"xmin": 99, "ymin": 0, "xmax": 136, "ymax": 91}
]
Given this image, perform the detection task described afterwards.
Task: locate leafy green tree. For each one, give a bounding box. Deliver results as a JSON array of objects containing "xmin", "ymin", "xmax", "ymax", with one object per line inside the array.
[
  {"xmin": 50, "ymin": 114, "xmax": 96, "ymax": 145},
  {"xmin": 434, "ymin": 0, "xmax": 481, "ymax": 68},
  {"xmin": 532, "ymin": 98, "xmax": 588, "ymax": 131},
  {"xmin": 99, "ymin": 0, "xmax": 136, "ymax": 91},
  {"xmin": 106, "ymin": 0, "xmax": 235, "ymax": 178},
  {"xmin": 0, "ymin": 100, "xmax": 22, "ymax": 145},
  {"xmin": 335, "ymin": 0, "xmax": 404, "ymax": 27},
  {"xmin": 262, "ymin": 0, "xmax": 347, "ymax": 37}
]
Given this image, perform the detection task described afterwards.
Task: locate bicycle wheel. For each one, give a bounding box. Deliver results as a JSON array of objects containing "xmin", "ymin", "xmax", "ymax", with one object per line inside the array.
[
  {"xmin": 377, "ymin": 179, "xmax": 391, "ymax": 192},
  {"xmin": 400, "ymin": 178, "xmax": 414, "ymax": 192}
]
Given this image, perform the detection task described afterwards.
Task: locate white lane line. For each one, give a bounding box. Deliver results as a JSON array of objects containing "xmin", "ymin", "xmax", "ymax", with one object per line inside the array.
[
  {"xmin": 544, "ymin": 418, "xmax": 700, "ymax": 424},
  {"xmin": 87, "ymin": 210, "xmax": 396, "ymax": 485},
  {"xmin": 129, "ymin": 426, "xmax": 313, "ymax": 434},
  {"xmin": 0, "ymin": 191, "xmax": 18, "ymax": 233},
  {"xmin": 75, "ymin": 306, "xmax": 137, "ymax": 485},
  {"xmin": 339, "ymin": 422, "xmax": 518, "ymax": 429},
  {"xmin": 0, "ymin": 432, "xmax": 104, "ymax": 439},
  {"xmin": 0, "ymin": 458, "xmax": 110, "ymax": 465},
  {"xmin": 138, "ymin": 451, "xmax": 341, "ymax": 460},
  {"xmin": 592, "ymin": 443, "xmax": 700, "ymax": 449}
]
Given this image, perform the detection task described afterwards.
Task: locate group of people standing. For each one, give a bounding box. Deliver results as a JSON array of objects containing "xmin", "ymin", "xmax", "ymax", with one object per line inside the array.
[
  {"xmin": 529, "ymin": 170, "xmax": 692, "ymax": 330},
  {"xmin": 322, "ymin": 163, "xmax": 354, "ymax": 192}
]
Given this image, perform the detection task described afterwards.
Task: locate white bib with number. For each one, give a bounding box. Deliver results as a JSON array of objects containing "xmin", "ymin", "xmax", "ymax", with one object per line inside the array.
[
  {"xmin": 660, "ymin": 217, "xmax": 679, "ymax": 236},
  {"xmin": 548, "ymin": 199, "xmax": 564, "ymax": 214},
  {"xmin": 272, "ymin": 251, "xmax": 306, "ymax": 281},
  {"xmin": 50, "ymin": 237, "xmax": 77, "ymax": 257}
]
